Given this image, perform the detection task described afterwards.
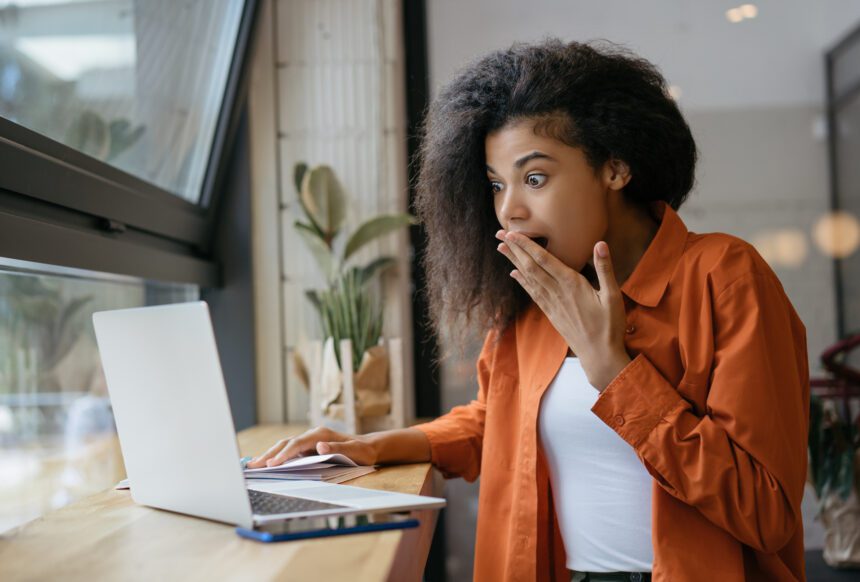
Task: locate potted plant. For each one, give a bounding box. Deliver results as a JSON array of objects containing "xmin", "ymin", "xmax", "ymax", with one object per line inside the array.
[
  {"xmin": 809, "ymin": 336, "xmax": 860, "ymax": 567},
  {"xmin": 289, "ymin": 162, "xmax": 416, "ymax": 430}
]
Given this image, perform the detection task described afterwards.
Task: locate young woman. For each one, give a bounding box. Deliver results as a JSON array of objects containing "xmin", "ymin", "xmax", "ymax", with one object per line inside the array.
[{"xmin": 249, "ymin": 40, "xmax": 809, "ymax": 582}]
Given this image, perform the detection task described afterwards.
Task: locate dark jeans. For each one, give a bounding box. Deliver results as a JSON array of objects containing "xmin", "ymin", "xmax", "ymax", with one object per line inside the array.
[{"xmin": 569, "ymin": 571, "xmax": 652, "ymax": 582}]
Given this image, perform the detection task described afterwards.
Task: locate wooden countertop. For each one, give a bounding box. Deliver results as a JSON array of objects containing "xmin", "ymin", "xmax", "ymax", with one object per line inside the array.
[{"xmin": 0, "ymin": 424, "xmax": 443, "ymax": 582}]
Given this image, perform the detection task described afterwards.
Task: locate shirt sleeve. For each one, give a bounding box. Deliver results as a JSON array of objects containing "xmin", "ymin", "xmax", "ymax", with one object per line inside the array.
[
  {"xmin": 410, "ymin": 328, "xmax": 500, "ymax": 483},
  {"xmin": 591, "ymin": 270, "xmax": 810, "ymax": 553}
]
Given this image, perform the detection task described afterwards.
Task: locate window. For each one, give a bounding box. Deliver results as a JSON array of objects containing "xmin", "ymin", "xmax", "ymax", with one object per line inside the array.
[
  {"xmin": 828, "ymin": 24, "xmax": 860, "ymax": 354},
  {"xmin": 0, "ymin": 0, "xmax": 257, "ymax": 532},
  {"xmin": 0, "ymin": 0, "xmax": 244, "ymax": 203},
  {"xmin": 0, "ymin": 0, "xmax": 258, "ymax": 286},
  {"xmin": 0, "ymin": 259, "xmax": 197, "ymax": 532}
]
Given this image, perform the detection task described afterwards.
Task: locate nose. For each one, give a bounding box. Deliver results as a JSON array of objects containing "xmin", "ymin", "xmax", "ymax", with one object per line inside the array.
[{"xmin": 496, "ymin": 185, "xmax": 529, "ymax": 227}]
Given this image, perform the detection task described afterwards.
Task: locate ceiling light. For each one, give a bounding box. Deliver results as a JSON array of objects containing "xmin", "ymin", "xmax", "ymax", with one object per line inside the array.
[
  {"xmin": 752, "ymin": 229, "xmax": 808, "ymax": 269},
  {"xmin": 726, "ymin": 8, "xmax": 743, "ymax": 23},
  {"xmin": 726, "ymin": 4, "xmax": 758, "ymax": 23},
  {"xmin": 739, "ymin": 4, "xmax": 758, "ymax": 19},
  {"xmin": 813, "ymin": 211, "xmax": 860, "ymax": 259}
]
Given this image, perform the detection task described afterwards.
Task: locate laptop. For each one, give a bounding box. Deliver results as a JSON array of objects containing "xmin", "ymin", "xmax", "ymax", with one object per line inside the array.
[{"xmin": 92, "ymin": 301, "xmax": 446, "ymax": 529}]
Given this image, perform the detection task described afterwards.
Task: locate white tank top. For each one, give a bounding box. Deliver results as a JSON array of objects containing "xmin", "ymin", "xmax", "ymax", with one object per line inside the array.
[{"xmin": 538, "ymin": 357, "xmax": 654, "ymax": 572}]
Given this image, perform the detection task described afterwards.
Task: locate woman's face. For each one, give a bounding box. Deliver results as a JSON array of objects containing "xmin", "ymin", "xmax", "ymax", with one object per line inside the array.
[{"xmin": 485, "ymin": 119, "xmax": 619, "ymax": 273}]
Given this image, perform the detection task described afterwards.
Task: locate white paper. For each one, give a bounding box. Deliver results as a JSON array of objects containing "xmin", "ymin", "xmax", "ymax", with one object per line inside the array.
[
  {"xmin": 242, "ymin": 453, "xmax": 376, "ymax": 483},
  {"xmin": 114, "ymin": 453, "xmax": 376, "ymax": 491}
]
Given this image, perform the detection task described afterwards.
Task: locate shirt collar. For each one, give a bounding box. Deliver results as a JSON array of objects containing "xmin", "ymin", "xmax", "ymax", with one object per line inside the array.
[{"xmin": 619, "ymin": 201, "xmax": 689, "ymax": 308}]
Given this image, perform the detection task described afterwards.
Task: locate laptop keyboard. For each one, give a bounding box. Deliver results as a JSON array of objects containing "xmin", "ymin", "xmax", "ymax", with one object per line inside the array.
[{"xmin": 248, "ymin": 488, "xmax": 349, "ymax": 515}]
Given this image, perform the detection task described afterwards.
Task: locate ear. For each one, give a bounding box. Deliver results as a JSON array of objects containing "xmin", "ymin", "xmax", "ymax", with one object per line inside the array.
[{"xmin": 602, "ymin": 158, "xmax": 632, "ymax": 191}]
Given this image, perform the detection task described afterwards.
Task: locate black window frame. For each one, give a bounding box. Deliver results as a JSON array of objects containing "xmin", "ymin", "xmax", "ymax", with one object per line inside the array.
[
  {"xmin": 826, "ymin": 20, "xmax": 860, "ymax": 339},
  {"xmin": 0, "ymin": 0, "xmax": 260, "ymax": 287}
]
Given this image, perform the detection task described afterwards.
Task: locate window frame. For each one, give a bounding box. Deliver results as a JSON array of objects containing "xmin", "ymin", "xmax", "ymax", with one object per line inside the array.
[
  {"xmin": 0, "ymin": 0, "xmax": 260, "ymax": 287},
  {"xmin": 826, "ymin": 21, "xmax": 860, "ymax": 339}
]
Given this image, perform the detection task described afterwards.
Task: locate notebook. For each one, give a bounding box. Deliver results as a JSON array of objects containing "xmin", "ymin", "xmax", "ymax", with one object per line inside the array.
[
  {"xmin": 243, "ymin": 453, "xmax": 377, "ymax": 484},
  {"xmin": 116, "ymin": 453, "xmax": 377, "ymax": 489}
]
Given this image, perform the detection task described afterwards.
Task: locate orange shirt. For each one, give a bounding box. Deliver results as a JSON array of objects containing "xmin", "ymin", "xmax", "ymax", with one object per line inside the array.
[{"xmin": 412, "ymin": 201, "xmax": 809, "ymax": 581}]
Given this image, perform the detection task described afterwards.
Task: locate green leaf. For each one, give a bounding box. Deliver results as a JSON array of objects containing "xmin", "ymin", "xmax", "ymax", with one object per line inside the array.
[
  {"xmin": 294, "ymin": 221, "xmax": 338, "ymax": 282},
  {"xmin": 313, "ymin": 269, "xmax": 385, "ymax": 373},
  {"xmin": 293, "ymin": 162, "xmax": 308, "ymax": 194},
  {"xmin": 45, "ymin": 295, "xmax": 92, "ymax": 369},
  {"xmin": 292, "ymin": 162, "xmax": 327, "ymax": 240},
  {"xmin": 807, "ymin": 393, "xmax": 858, "ymax": 503},
  {"xmin": 343, "ymin": 213, "xmax": 417, "ymax": 262},
  {"xmin": 65, "ymin": 110, "xmax": 109, "ymax": 160},
  {"xmin": 809, "ymin": 394, "xmax": 823, "ymax": 496},
  {"xmin": 304, "ymin": 289, "xmax": 321, "ymax": 313},
  {"xmin": 356, "ymin": 256, "xmax": 396, "ymax": 286},
  {"xmin": 107, "ymin": 119, "xmax": 145, "ymax": 161},
  {"xmin": 300, "ymin": 165, "xmax": 346, "ymax": 241}
]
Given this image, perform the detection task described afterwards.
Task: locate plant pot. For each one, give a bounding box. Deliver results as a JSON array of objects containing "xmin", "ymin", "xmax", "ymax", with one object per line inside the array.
[
  {"xmin": 320, "ymin": 338, "xmax": 390, "ymax": 420},
  {"xmin": 293, "ymin": 336, "xmax": 406, "ymax": 434},
  {"xmin": 820, "ymin": 449, "xmax": 860, "ymax": 567}
]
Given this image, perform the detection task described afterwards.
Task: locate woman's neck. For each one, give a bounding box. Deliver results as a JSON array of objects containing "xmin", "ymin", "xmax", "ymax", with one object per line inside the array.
[
  {"xmin": 603, "ymin": 197, "xmax": 661, "ymax": 288},
  {"xmin": 571, "ymin": 200, "xmax": 659, "ymax": 358}
]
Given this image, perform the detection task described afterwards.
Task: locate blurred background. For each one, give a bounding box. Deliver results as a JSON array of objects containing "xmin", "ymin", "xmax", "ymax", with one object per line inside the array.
[{"xmin": 0, "ymin": 1, "xmax": 859, "ymax": 580}]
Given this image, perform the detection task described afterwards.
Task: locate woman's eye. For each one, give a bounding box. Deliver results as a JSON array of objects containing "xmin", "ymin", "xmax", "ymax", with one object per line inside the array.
[
  {"xmin": 526, "ymin": 174, "xmax": 547, "ymax": 188},
  {"xmin": 489, "ymin": 181, "xmax": 503, "ymax": 193}
]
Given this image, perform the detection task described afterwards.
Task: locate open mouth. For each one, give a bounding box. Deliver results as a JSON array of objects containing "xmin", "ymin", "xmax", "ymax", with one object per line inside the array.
[{"xmin": 532, "ymin": 236, "xmax": 549, "ymax": 249}]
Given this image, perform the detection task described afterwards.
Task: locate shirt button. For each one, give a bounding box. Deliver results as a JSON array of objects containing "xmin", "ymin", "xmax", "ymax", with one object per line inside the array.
[
  {"xmin": 625, "ymin": 324, "xmax": 636, "ymax": 334},
  {"xmin": 614, "ymin": 415, "xmax": 625, "ymax": 426}
]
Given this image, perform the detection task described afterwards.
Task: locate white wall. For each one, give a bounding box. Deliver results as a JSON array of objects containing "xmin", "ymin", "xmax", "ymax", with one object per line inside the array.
[
  {"xmin": 248, "ymin": 0, "xmax": 415, "ymax": 424},
  {"xmin": 428, "ymin": 0, "xmax": 860, "ymax": 109}
]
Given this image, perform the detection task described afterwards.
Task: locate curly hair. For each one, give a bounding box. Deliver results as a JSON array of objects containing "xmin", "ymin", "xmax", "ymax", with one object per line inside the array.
[{"xmin": 413, "ymin": 38, "xmax": 698, "ymax": 355}]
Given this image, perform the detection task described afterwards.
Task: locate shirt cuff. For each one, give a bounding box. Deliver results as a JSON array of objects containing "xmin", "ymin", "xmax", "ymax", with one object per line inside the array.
[
  {"xmin": 590, "ymin": 353, "xmax": 687, "ymax": 448},
  {"xmin": 410, "ymin": 420, "xmax": 480, "ymax": 481}
]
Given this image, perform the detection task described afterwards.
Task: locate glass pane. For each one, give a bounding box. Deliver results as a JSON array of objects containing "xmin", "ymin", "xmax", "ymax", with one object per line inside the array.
[
  {"xmin": 836, "ymin": 90, "xmax": 860, "ymax": 367},
  {"xmin": 0, "ymin": 258, "xmax": 198, "ymax": 533},
  {"xmin": 0, "ymin": 0, "xmax": 245, "ymax": 203},
  {"xmin": 834, "ymin": 34, "xmax": 860, "ymax": 102}
]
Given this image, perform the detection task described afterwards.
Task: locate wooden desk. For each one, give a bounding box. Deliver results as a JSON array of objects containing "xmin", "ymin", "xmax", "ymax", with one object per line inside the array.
[{"xmin": 0, "ymin": 424, "xmax": 444, "ymax": 582}]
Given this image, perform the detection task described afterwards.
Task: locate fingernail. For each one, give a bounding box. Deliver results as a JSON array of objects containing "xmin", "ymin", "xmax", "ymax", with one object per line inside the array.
[
  {"xmin": 596, "ymin": 242, "xmax": 608, "ymax": 258},
  {"xmin": 318, "ymin": 442, "xmax": 330, "ymax": 453}
]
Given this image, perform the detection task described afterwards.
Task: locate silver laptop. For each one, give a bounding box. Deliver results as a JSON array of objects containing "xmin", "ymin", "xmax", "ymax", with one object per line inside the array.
[{"xmin": 92, "ymin": 301, "xmax": 445, "ymax": 529}]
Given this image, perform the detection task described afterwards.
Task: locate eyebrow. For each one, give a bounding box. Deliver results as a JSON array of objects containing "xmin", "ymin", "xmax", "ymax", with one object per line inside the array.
[{"xmin": 486, "ymin": 151, "xmax": 557, "ymax": 175}]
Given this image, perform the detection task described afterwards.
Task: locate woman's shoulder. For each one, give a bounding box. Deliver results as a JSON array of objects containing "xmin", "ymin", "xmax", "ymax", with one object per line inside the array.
[{"xmin": 678, "ymin": 230, "xmax": 781, "ymax": 299}]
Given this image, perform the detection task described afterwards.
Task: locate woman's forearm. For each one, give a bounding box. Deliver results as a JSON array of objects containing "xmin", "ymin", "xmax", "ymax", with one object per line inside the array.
[{"xmin": 363, "ymin": 427, "xmax": 431, "ymax": 465}]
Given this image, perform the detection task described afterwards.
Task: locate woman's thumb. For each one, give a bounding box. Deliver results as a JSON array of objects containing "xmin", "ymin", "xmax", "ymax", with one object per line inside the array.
[
  {"xmin": 594, "ymin": 241, "xmax": 619, "ymax": 296},
  {"xmin": 317, "ymin": 440, "xmax": 354, "ymax": 457},
  {"xmin": 316, "ymin": 440, "xmax": 372, "ymax": 464}
]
